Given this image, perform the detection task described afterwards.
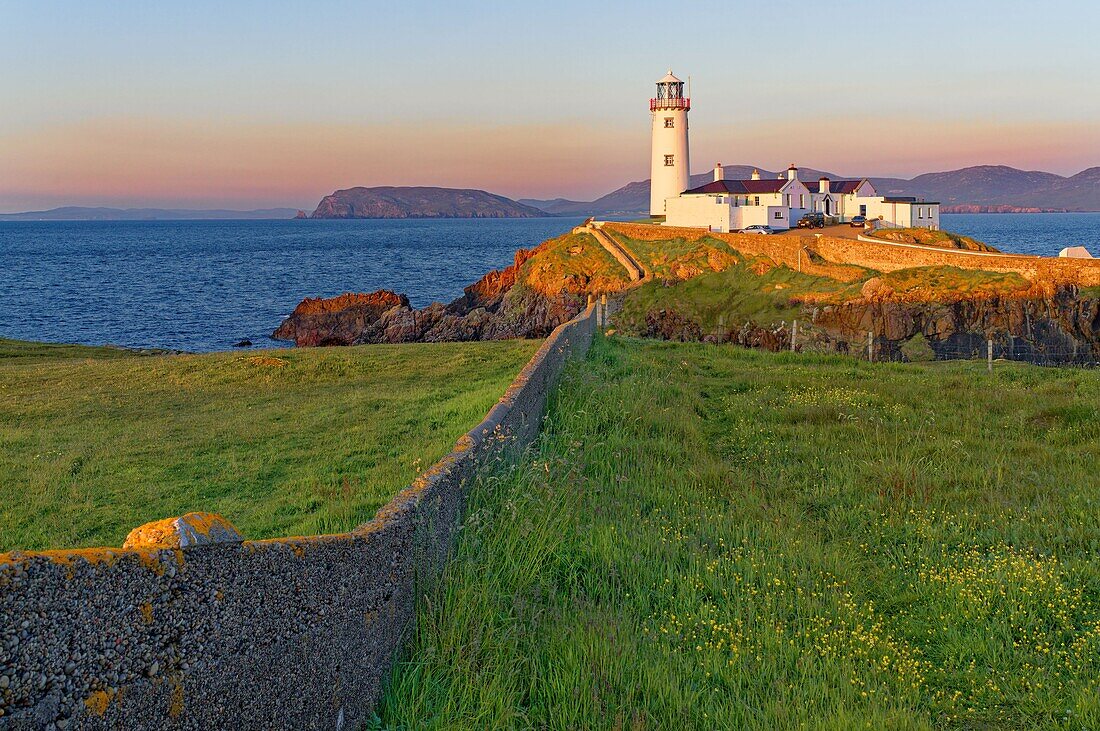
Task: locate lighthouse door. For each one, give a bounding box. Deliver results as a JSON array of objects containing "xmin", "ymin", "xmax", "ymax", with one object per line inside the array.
[{"xmin": 823, "ymin": 197, "xmax": 832, "ymax": 216}]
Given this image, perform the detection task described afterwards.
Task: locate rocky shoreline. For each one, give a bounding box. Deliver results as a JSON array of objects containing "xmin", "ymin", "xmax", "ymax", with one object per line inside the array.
[{"xmin": 272, "ymin": 248, "xmax": 588, "ymax": 346}]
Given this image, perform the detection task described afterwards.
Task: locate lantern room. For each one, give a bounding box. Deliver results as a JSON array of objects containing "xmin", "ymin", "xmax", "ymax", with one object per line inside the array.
[{"xmin": 650, "ymin": 71, "xmax": 690, "ymax": 111}]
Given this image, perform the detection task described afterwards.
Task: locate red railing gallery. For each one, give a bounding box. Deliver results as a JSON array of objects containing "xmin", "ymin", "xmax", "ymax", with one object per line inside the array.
[{"xmin": 650, "ymin": 97, "xmax": 691, "ymax": 111}]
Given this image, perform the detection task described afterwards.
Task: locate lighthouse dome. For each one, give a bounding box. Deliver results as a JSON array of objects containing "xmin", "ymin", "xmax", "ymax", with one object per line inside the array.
[{"xmin": 658, "ymin": 70, "xmax": 682, "ymax": 84}]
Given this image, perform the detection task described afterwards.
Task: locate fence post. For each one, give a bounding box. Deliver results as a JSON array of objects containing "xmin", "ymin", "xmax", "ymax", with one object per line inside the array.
[
  {"xmin": 987, "ymin": 338, "xmax": 993, "ymax": 373},
  {"xmin": 867, "ymin": 331, "xmax": 874, "ymax": 362},
  {"xmin": 717, "ymin": 314, "xmax": 724, "ymax": 345},
  {"xmin": 600, "ymin": 294, "xmax": 607, "ymax": 328},
  {"xmin": 791, "ymin": 319, "xmax": 798, "ymax": 352}
]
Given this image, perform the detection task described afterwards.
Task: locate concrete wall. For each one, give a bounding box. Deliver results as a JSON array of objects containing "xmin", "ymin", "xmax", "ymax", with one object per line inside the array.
[
  {"xmin": 0, "ymin": 305, "xmax": 597, "ymax": 730},
  {"xmin": 664, "ymin": 194, "xmax": 732, "ymax": 232}
]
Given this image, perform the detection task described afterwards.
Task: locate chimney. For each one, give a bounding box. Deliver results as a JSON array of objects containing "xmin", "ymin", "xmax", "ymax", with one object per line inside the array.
[
  {"xmin": 750, "ymin": 169, "xmax": 761, "ymax": 181},
  {"xmin": 819, "ymin": 177, "xmax": 830, "ymax": 194},
  {"xmin": 787, "ymin": 164, "xmax": 799, "ymax": 181},
  {"xmin": 714, "ymin": 163, "xmax": 724, "ymax": 182}
]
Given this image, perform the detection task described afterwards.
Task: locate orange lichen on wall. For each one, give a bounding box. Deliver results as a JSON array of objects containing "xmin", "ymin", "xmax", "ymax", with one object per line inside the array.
[
  {"xmin": 84, "ymin": 689, "xmax": 116, "ymax": 717},
  {"xmin": 168, "ymin": 674, "xmax": 184, "ymax": 719},
  {"xmin": 139, "ymin": 602, "xmax": 154, "ymax": 624}
]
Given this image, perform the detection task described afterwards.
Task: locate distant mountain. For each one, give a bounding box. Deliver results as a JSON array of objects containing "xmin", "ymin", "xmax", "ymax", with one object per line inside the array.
[
  {"xmin": 310, "ymin": 186, "xmax": 546, "ymax": 219},
  {"xmin": 523, "ymin": 164, "xmax": 1100, "ymax": 216},
  {"xmin": 0, "ymin": 206, "xmax": 301, "ymax": 221}
]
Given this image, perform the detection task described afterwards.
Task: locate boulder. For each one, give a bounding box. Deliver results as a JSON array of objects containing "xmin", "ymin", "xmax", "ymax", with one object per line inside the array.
[
  {"xmin": 1059, "ymin": 246, "xmax": 1094, "ymax": 259},
  {"xmin": 123, "ymin": 512, "xmax": 242, "ymax": 549}
]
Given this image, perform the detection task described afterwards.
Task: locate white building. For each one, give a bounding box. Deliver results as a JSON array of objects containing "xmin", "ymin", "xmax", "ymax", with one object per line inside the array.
[{"xmin": 651, "ymin": 73, "xmax": 940, "ymax": 231}]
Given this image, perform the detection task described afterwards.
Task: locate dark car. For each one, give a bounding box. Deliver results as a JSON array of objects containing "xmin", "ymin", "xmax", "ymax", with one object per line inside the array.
[
  {"xmin": 850, "ymin": 215, "xmax": 867, "ymax": 228},
  {"xmin": 797, "ymin": 212, "xmax": 825, "ymax": 229}
]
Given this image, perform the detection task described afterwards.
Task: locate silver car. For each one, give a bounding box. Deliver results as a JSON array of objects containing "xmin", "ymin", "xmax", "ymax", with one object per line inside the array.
[{"xmin": 740, "ymin": 225, "xmax": 774, "ymax": 235}]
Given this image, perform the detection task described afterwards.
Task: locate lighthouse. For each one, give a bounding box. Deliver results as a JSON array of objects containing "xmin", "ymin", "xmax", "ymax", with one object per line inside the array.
[{"xmin": 649, "ymin": 71, "xmax": 691, "ymax": 217}]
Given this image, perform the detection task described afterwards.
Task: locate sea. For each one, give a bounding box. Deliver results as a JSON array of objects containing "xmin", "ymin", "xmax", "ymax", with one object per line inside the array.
[{"xmin": 1, "ymin": 213, "xmax": 1097, "ymax": 352}]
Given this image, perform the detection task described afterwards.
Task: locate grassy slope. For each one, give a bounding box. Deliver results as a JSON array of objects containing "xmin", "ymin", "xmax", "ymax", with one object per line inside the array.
[
  {"xmin": 0, "ymin": 339, "xmax": 537, "ymax": 551},
  {"xmin": 379, "ymin": 337, "xmax": 1100, "ymax": 729},
  {"xmin": 519, "ymin": 231, "xmax": 632, "ymax": 295},
  {"xmin": 615, "ymin": 261, "xmax": 849, "ymax": 332}
]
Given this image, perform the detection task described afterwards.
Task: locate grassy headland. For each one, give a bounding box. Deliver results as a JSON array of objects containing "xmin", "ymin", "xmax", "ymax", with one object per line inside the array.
[
  {"xmin": 0, "ymin": 338, "xmax": 537, "ymax": 551},
  {"xmin": 378, "ymin": 336, "xmax": 1100, "ymax": 729},
  {"xmin": 604, "ymin": 228, "xmax": 1036, "ymax": 336}
]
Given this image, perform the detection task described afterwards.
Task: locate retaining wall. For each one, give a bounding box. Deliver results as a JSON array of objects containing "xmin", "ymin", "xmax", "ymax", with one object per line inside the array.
[{"xmin": 0, "ymin": 304, "xmax": 597, "ymax": 730}]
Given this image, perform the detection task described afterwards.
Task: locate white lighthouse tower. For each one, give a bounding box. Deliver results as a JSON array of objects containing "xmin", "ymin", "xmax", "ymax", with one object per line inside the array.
[{"xmin": 649, "ymin": 71, "xmax": 691, "ymax": 217}]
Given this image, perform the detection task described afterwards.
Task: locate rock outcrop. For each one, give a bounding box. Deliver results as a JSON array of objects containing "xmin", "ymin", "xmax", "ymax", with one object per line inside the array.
[{"xmin": 272, "ymin": 290, "xmax": 409, "ymax": 347}]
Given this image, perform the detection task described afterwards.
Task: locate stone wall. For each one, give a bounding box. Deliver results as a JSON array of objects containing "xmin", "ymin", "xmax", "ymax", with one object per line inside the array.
[{"xmin": 0, "ymin": 304, "xmax": 597, "ymax": 730}]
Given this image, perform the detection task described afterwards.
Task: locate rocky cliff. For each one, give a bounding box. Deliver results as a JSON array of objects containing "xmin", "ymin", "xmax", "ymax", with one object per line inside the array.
[
  {"xmin": 309, "ymin": 186, "xmax": 546, "ymax": 219},
  {"xmin": 807, "ymin": 287, "xmax": 1100, "ymax": 363}
]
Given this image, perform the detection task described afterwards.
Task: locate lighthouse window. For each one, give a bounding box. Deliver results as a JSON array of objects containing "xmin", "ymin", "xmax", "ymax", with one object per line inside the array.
[
  {"xmin": 664, "ymin": 155, "xmax": 675, "ymax": 167},
  {"xmin": 664, "ymin": 117, "xmax": 675, "ymax": 128}
]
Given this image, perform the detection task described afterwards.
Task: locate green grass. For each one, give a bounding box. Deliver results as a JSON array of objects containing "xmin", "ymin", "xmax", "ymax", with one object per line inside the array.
[
  {"xmin": 377, "ymin": 336, "xmax": 1100, "ymax": 729},
  {"xmin": 0, "ymin": 339, "xmax": 537, "ymax": 551},
  {"xmin": 615, "ymin": 260, "xmax": 850, "ymax": 333}
]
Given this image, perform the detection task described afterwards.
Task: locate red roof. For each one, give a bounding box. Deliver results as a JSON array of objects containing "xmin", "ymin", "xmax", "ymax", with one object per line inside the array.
[{"xmin": 684, "ymin": 179, "xmax": 788, "ymax": 195}]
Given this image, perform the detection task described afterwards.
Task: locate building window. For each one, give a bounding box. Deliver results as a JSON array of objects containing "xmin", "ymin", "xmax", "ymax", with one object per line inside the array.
[
  {"xmin": 918, "ymin": 208, "xmax": 924, "ymax": 219},
  {"xmin": 754, "ymin": 196, "xmax": 760, "ymax": 206},
  {"xmin": 664, "ymin": 117, "xmax": 675, "ymax": 128},
  {"xmin": 774, "ymin": 211, "xmax": 783, "ymax": 220},
  {"xmin": 799, "ymin": 194, "xmax": 805, "ymax": 208},
  {"xmin": 786, "ymin": 194, "xmax": 791, "ymax": 207},
  {"xmin": 664, "ymin": 154, "xmax": 675, "ymax": 167}
]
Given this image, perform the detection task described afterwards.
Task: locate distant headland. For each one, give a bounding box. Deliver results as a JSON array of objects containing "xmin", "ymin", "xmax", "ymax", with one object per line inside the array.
[{"xmin": 307, "ymin": 186, "xmax": 547, "ymax": 219}]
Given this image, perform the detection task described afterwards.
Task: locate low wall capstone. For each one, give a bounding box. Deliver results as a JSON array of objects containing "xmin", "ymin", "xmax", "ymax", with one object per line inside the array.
[{"xmin": 0, "ymin": 304, "xmax": 597, "ymax": 730}]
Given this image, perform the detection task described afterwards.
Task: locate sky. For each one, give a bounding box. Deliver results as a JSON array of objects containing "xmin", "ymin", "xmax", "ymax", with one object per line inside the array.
[{"xmin": 2, "ymin": 0, "xmax": 1099, "ymax": 212}]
